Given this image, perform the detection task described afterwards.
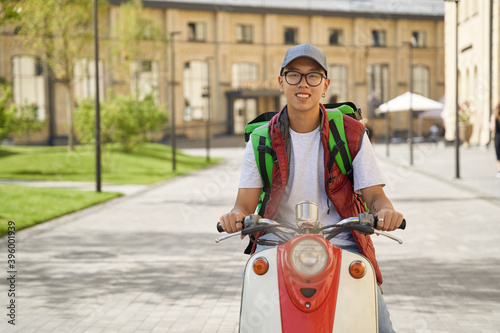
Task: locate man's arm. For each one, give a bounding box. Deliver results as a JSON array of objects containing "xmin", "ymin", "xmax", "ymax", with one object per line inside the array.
[
  {"xmin": 219, "ymin": 188, "xmax": 261, "ymax": 234},
  {"xmin": 360, "ymin": 185, "xmax": 404, "ymax": 231}
]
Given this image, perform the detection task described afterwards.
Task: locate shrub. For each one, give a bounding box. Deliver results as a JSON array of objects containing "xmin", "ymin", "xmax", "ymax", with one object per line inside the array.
[
  {"xmin": 0, "ymin": 83, "xmax": 45, "ymax": 141},
  {"xmin": 75, "ymin": 94, "xmax": 168, "ymax": 152}
]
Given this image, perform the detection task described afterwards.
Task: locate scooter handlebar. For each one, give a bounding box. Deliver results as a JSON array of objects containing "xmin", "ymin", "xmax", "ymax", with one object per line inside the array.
[
  {"xmin": 374, "ymin": 217, "xmax": 406, "ymax": 230},
  {"xmin": 217, "ymin": 217, "xmax": 406, "ymax": 233}
]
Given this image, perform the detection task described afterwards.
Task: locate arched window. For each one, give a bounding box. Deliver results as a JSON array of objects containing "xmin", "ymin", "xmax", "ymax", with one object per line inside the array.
[
  {"xmin": 231, "ymin": 63, "xmax": 259, "ymax": 89},
  {"xmin": 130, "ymin": 60, "xmax": 159, "ymax": 104},
  {"xmin": 183, "ymin": 60, "xmax": 208, "ymax": 121},
  {"xmin": 11, "ymin": 55, "xmax": 46, "ymax": 120},
  {"xmin": 412, "ymin": 65, "xmax": 430, "ymax": 97},
  {"xmin": 326, "ymin": 65, "xmax": 348, "ymax": 103},
  {"xmin": 74, "ymin": 58, "xmax": 105, "ymax": 102}
]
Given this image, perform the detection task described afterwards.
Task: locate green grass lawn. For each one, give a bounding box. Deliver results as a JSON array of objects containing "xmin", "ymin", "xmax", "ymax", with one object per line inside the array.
[
  {"xmin": 0, "ymin": 143, "xmax": 221, "ymax": 184},
  {"xmin": 0, "ymin": 143, "xmax": 222, "ymax": 236},
  {"xmin": 0, "ymin": 184, "xmax": 121, "ymax": 236}
]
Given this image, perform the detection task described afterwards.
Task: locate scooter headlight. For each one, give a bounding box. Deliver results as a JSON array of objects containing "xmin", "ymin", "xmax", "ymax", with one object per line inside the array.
[{"xmin": 290, "ymin": 238, "xmax": 328, "ymax": 276}]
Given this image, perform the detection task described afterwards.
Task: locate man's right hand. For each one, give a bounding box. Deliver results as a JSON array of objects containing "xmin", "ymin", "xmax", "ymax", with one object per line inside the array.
[
  {"xmin": 219, "ymin": 209, "xmax": 247, "ymax": 234},
  {"xmin": 219, "ymin": 188, "xmax": 261, "ymax": 234}
]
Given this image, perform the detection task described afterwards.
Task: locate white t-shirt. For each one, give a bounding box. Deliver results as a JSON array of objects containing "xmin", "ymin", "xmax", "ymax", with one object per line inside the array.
[{"xmin": 239, "ymin": 125, "xmax": 385, "ymax": 247}]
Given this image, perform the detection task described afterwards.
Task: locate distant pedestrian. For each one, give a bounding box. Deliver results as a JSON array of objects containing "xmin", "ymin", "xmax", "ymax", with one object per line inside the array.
[{"xmin": 490, "ymin": 104, "xmax": 500, "ymax": 178}]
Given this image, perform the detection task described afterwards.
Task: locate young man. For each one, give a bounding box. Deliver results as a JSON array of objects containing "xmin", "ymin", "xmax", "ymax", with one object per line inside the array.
[{"xmin": 220, "ymin": 43, "xmax": 403, "ymax": 332}]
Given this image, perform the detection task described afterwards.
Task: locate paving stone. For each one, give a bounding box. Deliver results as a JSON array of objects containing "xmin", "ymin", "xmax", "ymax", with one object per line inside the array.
[{"xmin": 0, "ymin": 144, "xmax": 499, "ymax": 332}]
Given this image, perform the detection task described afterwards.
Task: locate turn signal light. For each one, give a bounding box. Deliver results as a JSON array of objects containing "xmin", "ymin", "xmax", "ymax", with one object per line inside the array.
[
  {"xmin": 349, "ymin": 260, "xmax": 366, "ymax": 279},
  {"xmin": 253, "ymin": 257, "xmax": 269, "ymax": 275}
]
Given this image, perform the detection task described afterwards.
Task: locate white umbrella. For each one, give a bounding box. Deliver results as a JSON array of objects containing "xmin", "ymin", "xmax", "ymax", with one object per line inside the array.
[{"xmin": 377, "ymin": 92, "xmax": 444, "ymax": 113}]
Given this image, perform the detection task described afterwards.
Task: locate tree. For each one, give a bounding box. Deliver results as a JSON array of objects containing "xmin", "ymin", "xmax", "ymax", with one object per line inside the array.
[
  {"xmin": 0, "ymin": 83, "xmax": 14, "ymax": 140},
  {"xmin": 75, "ymin": 94, "xmax": 168, "ymax": 152},
  {"xmin": 0, "ymin": 82, "xmax": 45, "ymax": 142},
  {"xmin": 12, "ymin": 0, "xmax": 94, "ymax": 151},
  {"xmin": 111, "ymin": 0, "xmax": 166, "ymax": 99},
  {"xmin": 0, "ymin": 0, "xmax": 20, "ymax": 26}
]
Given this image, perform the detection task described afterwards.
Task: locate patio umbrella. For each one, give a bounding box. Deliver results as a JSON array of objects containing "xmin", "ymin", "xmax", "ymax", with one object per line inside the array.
[{"xmin": 377, "ymin": 92, "xmax": 444, "ymax": 113}]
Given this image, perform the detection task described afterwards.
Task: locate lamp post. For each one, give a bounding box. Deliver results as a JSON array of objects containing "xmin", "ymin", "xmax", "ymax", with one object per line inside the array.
[
  {"xmin": 169, "ymin": 31, "xmax": 181, "ymax": 171},
  {"xmin": 203, "ymin": 57, "xmax": 213, "ymax": 163},
  {"xmin": 93, "ymin": 0, "xmax": 101, "ymax": 192},
  {"xmin": 445, "ymin": 0, "xmax": 460, "ymax": 178},
  {"xmin": 454, "ymin": 0, "xmax": 460, "ymax": 179},
  {"xmin": 408, "ymin": 41, "xmax": 414, "ymax": 165}
]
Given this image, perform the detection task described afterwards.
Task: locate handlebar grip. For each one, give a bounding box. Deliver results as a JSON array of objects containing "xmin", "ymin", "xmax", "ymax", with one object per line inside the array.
[
  {"xmin": 217, "ymin": 222, "xmax": 224, "ymax": 233},
  {"xmin": 374, "ymin": 217, "xmax": 406, "ymax": 230},
  {"xmin": 399, "ymin": 219, "xmax": 406, "ymax": 230}
]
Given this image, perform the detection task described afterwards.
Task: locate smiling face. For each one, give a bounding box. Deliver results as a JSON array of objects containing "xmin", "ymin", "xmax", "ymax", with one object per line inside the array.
[{"xmin": 278, "ymin": 57, "xmax": 330, "ymax": 117}]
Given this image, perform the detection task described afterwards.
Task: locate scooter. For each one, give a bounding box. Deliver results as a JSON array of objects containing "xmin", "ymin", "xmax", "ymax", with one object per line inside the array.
[{"xmin": 216, "ymin": 201, "xmax": 405, "ymax": 333}]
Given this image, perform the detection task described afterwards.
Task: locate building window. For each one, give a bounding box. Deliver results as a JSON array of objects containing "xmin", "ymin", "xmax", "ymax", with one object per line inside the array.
[
  {"xmin": 130, "ymin": 60, "xmax": 159, "ymax": 103},
  {"xmin": 412, "ymin": 65, "xmax": 430, "ymax": 97},
  {"xmin": 368, "ymin": 64, "xmax": 389, "ymax": 116},
  {"xmin": 236, "ymin": 24, "xmax": 253, "ymax": 43},
  {"xmin": 329, "ymin": 29, "xmax": 344, "ymax": 46},
  {"xmin": 326, "ymin": 65, "xmax": 348, "ymax": 102},
  {"xmin": 183, "ymin": 60, "xmax": 208, "ymax": 121},
  {"xmin": 231, "ymin": 62, "xmax": 259, "ymax": 89},
  {"xmin": 74, "ymin": 58, "xmax": 105, "ymax": 102},
  {"xmin": 411, "ymin": 31, "xmax": 426, "ymax": 48},
  {"xmin": 188, "ymin": 22, "xmax": 206, "ymax": 42},
  {"xmin": 284, "ymin": 27, "xmax": 298, "ymax": 45},
  {"xmin": 371, "ymin": 30, "xmax": 386, "ymax": 47},
  {"xmin": 11, "ymin": 55, "xmax": 46, "ymax": 120}
]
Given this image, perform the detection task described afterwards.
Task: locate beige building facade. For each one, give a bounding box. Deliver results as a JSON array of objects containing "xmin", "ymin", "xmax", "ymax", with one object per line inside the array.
[
  {"xmin": 0, "ymin": 0, "xmax": 445, "ymax": 144},
  {"xmin": 444, "ymin": 0, "xmax": 500, "ymax": 146}
]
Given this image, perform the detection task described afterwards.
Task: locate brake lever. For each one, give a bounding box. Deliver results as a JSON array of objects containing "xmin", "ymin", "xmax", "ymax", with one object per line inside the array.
[
  {"xmin": 373, "ymin": 230, "xmax": 403, "ymax": 244},
  {"xmin": 215, "ymin": 231, "xmax": 241, "ymax": 243}
]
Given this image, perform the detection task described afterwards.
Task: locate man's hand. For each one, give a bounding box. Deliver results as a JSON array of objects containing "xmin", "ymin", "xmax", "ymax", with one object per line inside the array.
[
  {"xmin": 360, "ymin": 185, "xmax": 404, "ymax": 232},
  {"xmin": 219, "ymin": 209, "xmax": 247, "ymax": 234},
  {"xmin": 374, "ymin": 208, "xmax": 404, "ymax": 231},
  {"xmin": 219, "ymin": 188, "xmax": 261, "ymax": 234}
]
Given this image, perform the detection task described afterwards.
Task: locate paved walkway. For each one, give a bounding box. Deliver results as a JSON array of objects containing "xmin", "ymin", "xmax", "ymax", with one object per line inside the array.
[
  {"xmin": 0, "ymin": 179, "xmax": 149, "ymax": 196},
  {"xmin": 0, "ymin": 141, "xmax": 499, "ymax": 332}
]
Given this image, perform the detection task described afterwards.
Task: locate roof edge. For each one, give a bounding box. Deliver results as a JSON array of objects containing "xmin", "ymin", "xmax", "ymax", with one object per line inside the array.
[{"xmin": 109, "ymin": 0, "xmax": 444, "ymax": 21}]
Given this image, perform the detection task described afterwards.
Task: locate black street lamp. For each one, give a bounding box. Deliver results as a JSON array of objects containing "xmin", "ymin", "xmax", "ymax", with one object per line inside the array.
[
  {"xmin": 408, "ymin": 41, "xmax": 414, "ymax": 165},
  {"xmin": 93, "ymin": 0, "xmax": 101, "ymax": 192},
  {"xmin": 453, "ymin": 0, "xmax": 460, "ymax": 179},
  {"xmin": 169, "ymin": 31, "xmax": 181, "ymax": 171},
  {"xmin": 445, "ymin": 0, "xmax": 460, "ymax": 178}
]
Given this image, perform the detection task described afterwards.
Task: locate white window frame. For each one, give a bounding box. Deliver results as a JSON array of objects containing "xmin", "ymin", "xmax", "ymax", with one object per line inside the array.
[
  {"xmin": 188, "ymin": 22, "xmax": 206, "ymax": 42},
  {"xmin": 130, "ymin": 60, "xmax": 159, "ymax": 104},
  {"xmin": 183, "ymin": 60, "xmax": 209, "ymax": 121},
  {"xmin": 11, "ymin": 55, "xmax": 46, "ymax": 121},
  {"xmin": 236, "ymin": 24, "xmax": 253, "ymax": 43},
  {"xmin": 74, "ymin": 58, "xmax": 105, "ymax": 102}
]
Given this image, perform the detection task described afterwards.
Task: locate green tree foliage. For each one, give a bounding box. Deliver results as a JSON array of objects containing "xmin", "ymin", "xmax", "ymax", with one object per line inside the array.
[
  {"xmin": 75, "ymin": 94, "xmax": 168, "ymax": 152},
  {"xmin": 0, "ymin": 83, "xmax": 44, "ymax": 141},
  {"xmin": 0, "ymin": 0, "xmax": 20, "ymax": 26},
  {"xmin": 111, "ymin": 0, "xmax": 166, "ymax": 95},
  {"xmin": 12, "ymin": 0, "xmax": 94, "ymax": 151},
  {"xmin": 0, "ymin": 84, "xmax": 14, "ymax": 140}
]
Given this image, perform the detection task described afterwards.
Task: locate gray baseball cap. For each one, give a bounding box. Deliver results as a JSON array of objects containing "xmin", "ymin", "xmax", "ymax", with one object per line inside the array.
[{"xmin": 280, "ymin": 43, "xmax": 328, "ymax": 77}]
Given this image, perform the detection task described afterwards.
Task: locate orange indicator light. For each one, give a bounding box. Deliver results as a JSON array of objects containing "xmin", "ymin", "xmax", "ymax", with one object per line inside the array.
[
  {"xmin": 253, "ymin": 257, "xmax": 269, "ymax": 275},
  {"xmin": 349, "ymin": 261, "xmax": 366, "ymax": 279}
]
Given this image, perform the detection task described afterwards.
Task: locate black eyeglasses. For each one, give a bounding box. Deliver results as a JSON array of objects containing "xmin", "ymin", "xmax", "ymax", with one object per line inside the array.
[{"xmin": 283, "ymin": 71, "xmax": 326, "ymax": 87}]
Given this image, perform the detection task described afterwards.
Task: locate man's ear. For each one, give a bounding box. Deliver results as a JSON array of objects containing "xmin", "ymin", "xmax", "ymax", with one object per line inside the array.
[
  {"xmin": 278, "ymin": 76, "xmax": 284, "ymax": 92},
  {"xmin": 323, "ymin": 78, "xmax": 331, "ymax": 95}
]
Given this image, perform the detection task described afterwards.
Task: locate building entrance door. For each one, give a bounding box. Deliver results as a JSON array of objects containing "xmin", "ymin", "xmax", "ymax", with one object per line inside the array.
[{"xmin": 233, "ymin": 98, "xmax": 257, "ymax": 134}]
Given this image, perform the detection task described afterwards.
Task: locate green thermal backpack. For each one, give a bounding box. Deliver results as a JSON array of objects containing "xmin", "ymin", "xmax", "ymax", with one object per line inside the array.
[{"xmin": 244, "ymin": 102, "xmax": 364, "ymax": 216}]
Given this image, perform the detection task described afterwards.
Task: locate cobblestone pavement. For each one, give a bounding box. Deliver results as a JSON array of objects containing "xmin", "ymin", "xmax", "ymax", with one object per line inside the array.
[{"xmin": 1, "ymin": 142, "xmax": 499, "ymax": 332}]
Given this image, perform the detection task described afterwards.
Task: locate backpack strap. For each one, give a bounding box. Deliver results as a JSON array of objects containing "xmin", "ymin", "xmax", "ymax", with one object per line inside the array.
[
  {"xmin": 323, "ymin": 102, "xmax": 363, "ymax": 120},
  {"xmin": 326, "ymin": 110, "xmax": 354, "ymax": 184},
  {"xmin": 245, "ymin": 112, "xmax": 277, "ymax": 142},
  {"xmin": 250, "ymin": 126, "xmax": 276, "ymax": 216}
]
